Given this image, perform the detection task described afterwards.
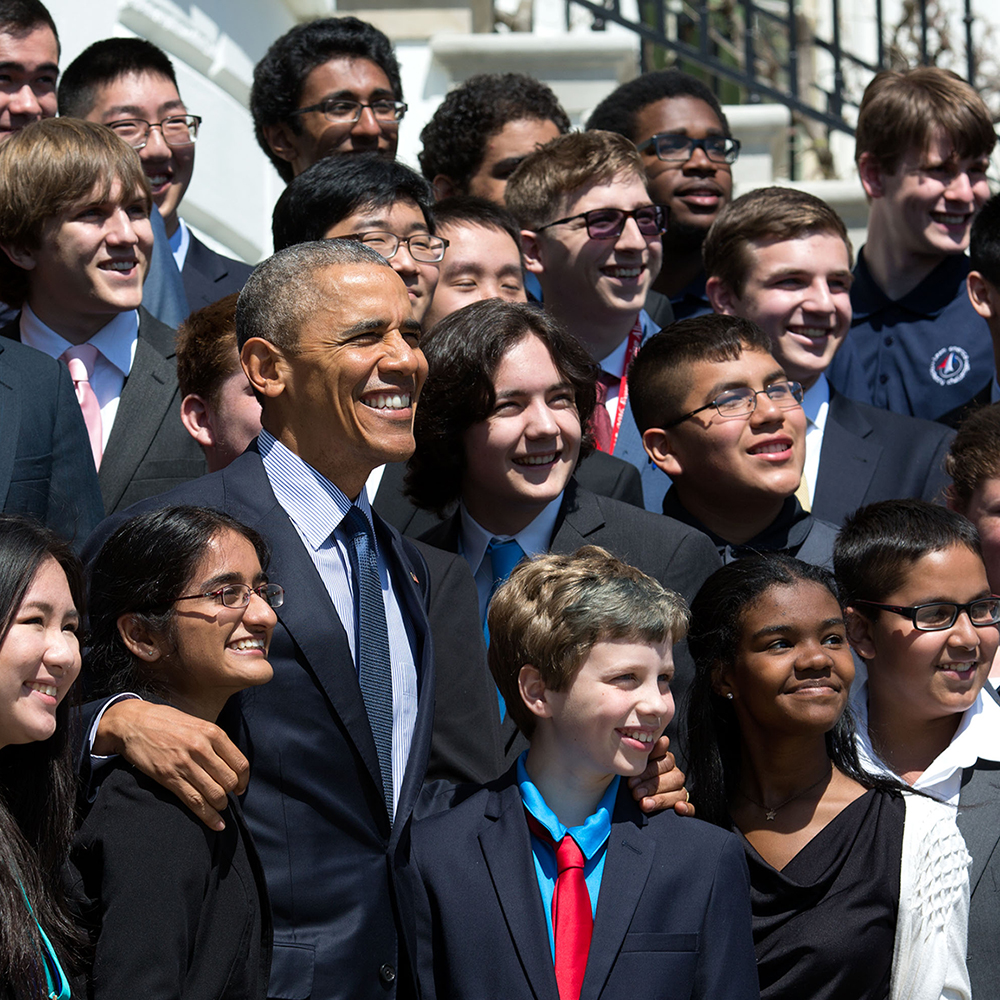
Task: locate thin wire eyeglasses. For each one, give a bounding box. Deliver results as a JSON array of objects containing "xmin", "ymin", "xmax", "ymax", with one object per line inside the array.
[
  {"xmin": 107, "ymin": 115, "xmax": 201, "ymax": 149},
  {"xmin": 288, "ymin": 99, "xmax": 407, "ymax": 124},
  {"xmin": 662, "ymin": 381, "xmax": 804, "ymax": 429},
  {"xmin": 338, "ymin": 231, "xmax": 449, "ymax": 263},
  {"xmin": 535, "ymin": 205, "xmax": 666, "ymax": 240},
  {"xmin": 174, "ymin": 583, "xmax": 285, "ymax": 610},
  {"xmin": 635, "ymin": 134, "xmax": 741, "ymax": 164},
  {"xmin": 852, "ymin": 598, "xmax": 1000, "ymax": 631}
]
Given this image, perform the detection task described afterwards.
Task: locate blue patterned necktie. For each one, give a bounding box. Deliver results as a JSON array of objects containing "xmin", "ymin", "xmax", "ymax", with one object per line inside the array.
[
  {"xmin": 484, "ymin": 538, "xmax": 525, "ymax": 721},
  {"xmin": 342, "ymin": 506, "xmax": 393, "ymax": 816}
]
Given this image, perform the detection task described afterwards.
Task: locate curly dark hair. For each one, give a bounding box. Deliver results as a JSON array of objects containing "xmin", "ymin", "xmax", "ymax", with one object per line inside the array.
[
  {"xmin": 405, "ymin": 299, "xmax": 597, "ymax": 515},
  {"xmin": 250, "ymin": 17, "xmax": 402, "ymax": 183},
  {"xmin": 418, "ymin": 73, "xmax": 570, "ymax": 192},
  {"xmin": 586, "ymin": 69, "xmax": 730, "ymax": 143},
  {"xmin": 685, "ymin": 554, "xmax": 902, "ymax": 829}
]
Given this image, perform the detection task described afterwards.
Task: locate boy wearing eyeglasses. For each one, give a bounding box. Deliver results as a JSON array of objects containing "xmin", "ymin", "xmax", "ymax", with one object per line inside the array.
[
  {"xmin": 58, "ymin": 37, "xmax": 253, "ymax": 312},
  {"xmin": 703, "ymin": 186, "xmax": 955, "ymax": 527},
  {"xmin": 587, "ymin": 69, "xmax": 739, "ymax": 321},
  {"xmin": 835, "ymin": 498, "xmax": 1000, "ymax": 998},
  {"xmin": 506, "ymin": 130, "xmax": 669, "ymax": 511},
  {"xmin": 628, "ymin": 312, "xmax": 840, "ymax": 568}
]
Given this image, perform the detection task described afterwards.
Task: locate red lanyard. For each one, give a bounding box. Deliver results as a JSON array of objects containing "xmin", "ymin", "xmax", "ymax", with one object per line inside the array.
[{"xmin": 606, "ymin": 317, "xmax": 644, "ymax": 453}]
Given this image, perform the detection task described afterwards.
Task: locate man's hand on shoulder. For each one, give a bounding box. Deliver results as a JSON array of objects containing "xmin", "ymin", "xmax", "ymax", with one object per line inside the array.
[
  {"xmin": 96, "ymin": 699, "xmax": 249, "ymax": 831},
  {"xmin": 628, "ymin": 736, "xmax": 694, "ymax": 816}
]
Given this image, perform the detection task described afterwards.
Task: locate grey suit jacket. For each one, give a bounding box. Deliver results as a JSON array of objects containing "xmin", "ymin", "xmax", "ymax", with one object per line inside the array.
[
  {"xmin": 812, "ymin": 388, "xmax": 954, "ymax": 526},
  {"xmin": 182, "ymin": 233, "xmax": 255, "ymax": 312}
]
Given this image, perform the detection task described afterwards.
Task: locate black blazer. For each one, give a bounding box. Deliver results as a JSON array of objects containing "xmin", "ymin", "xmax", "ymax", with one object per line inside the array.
[
  {"xmin": 0, "ymin": 336, "xmax": 103, "ymax": 545},
  {"xmin": 182, "ymin": 233, "xmax": 255, "ymax": 312},
  {"xmin": 811, "ymin": 388, "xmax": 954, "ymax": 526},
  {"xmin": 373, "ymin": 449, "xmax": 645, "ymax": 538},
  {"xmin": 1, "ymin": 308, "xmax": 207, "ymax": 515},
  {"xmin": 401, "ymin": 771, "xmax": 759, "ymax": 1000},
  {"xmin": 83, "ymin": 445, "xmax": 438, "ymax": 1000},
  {"xmin": 418, "ymin": 480, "xmax": 721, "ymax": 763},
  {"xmin": 66, "ymin": 762, "xmax": 271, "ymax": 1000}
]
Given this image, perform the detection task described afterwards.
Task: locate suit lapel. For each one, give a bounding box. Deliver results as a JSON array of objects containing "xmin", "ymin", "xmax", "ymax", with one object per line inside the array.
[
  {"xmin": 579, "ymin": 790, "xmax": 654, "ymax": 1000},
  {"xmin": 957, "ymin": 760, "xmax": 1000, "ymax": 895},
  {"xmin": 813, "ymin": 392, "xmax": 880, "ymax": 519},
  {"xmin": 0, "ymin": 344, "xmax": 17, "ymax": 505},
  {"xmin": 98, "ymin": 312, "xmax": 178, "ymax": 512},
  {"xmin": 550, "ymin": 480, "xmax": 603, "ymax": 553},
  {"xmin": 479, "ymin": 782, "xmax": 561, "ymax": 1000}
]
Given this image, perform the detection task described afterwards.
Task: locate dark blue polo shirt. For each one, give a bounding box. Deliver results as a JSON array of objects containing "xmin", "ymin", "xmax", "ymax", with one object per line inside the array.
[
  {"xmin": 826, "ymin": 248, "xmax": 993, "ymax": 422},
  {"xmin": 669, "ymin": 270, "xmax": 713, "ymax": 321}
]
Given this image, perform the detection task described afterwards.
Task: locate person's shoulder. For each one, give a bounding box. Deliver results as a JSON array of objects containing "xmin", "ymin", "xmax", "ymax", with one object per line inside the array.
[
  {"xmin": 412, "ymin": 771, "xmax": 515, "ymax": 835},
  {"xmin": 0, "ymin": 335, "xmax": 64, "ymax": 378},
  {"xmin": 639, "ymin": 804, "xmax": 739, "ymax": 853},
  {"xmin": 836, "ymin": 393, "xmax": 954, "ymax": 440}
]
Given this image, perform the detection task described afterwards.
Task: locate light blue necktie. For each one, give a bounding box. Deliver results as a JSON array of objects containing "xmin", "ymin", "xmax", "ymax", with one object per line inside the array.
[
  {"xmin": 484, "ymin": 538, "xmax": 525, "ymax": 721},
  {"xmin": 342, "ymin": 506, "xmax": 393, "ymax": 816}
]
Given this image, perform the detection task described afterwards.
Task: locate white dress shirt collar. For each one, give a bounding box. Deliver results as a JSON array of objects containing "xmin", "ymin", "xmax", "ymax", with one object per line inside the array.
[
  {"xmin": 20, "ymin": 303, "xmax": 139, "ymax": 377},
  {"xmin": 459, "ymin": 493, "xmax": 564, "ymax": 577}
]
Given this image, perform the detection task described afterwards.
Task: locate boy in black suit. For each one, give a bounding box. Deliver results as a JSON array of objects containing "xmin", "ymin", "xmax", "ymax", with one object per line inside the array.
[{"xmin": 403, "ymin": 546, "xmax": 757, "ymax": 1000}]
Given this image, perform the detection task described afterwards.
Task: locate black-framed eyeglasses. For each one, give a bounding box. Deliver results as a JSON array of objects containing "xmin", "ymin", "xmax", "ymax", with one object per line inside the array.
[
  {"xmin": 663, "ymin": 380, "xmax": 804, "ymax": 429},
  {"xmin": 636, "ymin": 133, "xmax": 741, "ymax": 164},
  {"xmin": 852, "ymin": 597, "xmax": 1000, "ymax": 631},
  {"xmin": 107, "ymin": 115, "xmax": 202, "ymax": 149},
  {"xmin": 535, "ymin": 205, "xmax": 666, "ymax": 240},
  {"xmin": 288, "ymin": 99, "xmax": 407, "ymax": 124},
  {"xmin": 174, "ymin": 583, "xmax": 285, "ymax": 610},
  {"xmin": 338, "ymin": 231, "xmax": 449, "ymax": 263}
]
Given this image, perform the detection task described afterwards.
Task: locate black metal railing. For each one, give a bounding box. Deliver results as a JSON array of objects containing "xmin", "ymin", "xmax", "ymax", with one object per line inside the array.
[{"xmin": 566, "ymin": 0, "xmax": 978, "ymax": 143}]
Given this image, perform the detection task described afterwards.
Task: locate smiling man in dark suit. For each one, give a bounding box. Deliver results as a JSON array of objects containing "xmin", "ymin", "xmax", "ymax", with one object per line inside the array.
[
  {"xmin": 704, "ymin": 186, "xmax": 954, "ymax": 526},
  {"xmin": 407, "ymin": 298, "xmax": 720, "ymax": 764},
  {"xmin": 0, "ymin": 117, "xmax": 206, "ymax": 515}
]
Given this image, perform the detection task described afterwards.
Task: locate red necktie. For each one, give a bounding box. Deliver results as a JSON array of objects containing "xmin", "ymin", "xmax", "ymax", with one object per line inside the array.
[
  {"xmin": 590, "ymin": 370, "xmax": 618, "ymax": 453},
  {"xmin": 526, "ymin": 813, "xmax": 593, "ymax": 1000}
]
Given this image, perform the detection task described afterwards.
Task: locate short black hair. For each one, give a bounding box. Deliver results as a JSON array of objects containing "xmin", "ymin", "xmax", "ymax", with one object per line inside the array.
[
  {"xmin": 250, "ymin": 16, "xmax": 402, "ymax": 183},
  {"xmin": 271, "ymin": 152, "xmax": 434, "ymax": 251},
  {"xmin": 58, "ymin": 37, "xmax": 178, "ymax": 119},
  {"xmin": 834, "ymin": 498, "xmax": 983, "ymax": 612},
  {"xmin": 0, "ymin": 0, "xmax": 58, "ymax": 54},
  {"xmin": 433, "ymin": 195, "xmax": 522, "ymax": 257},
  {"xmin": 418, "ymin": 73, "xmax": 570, "ymax": 192},
  {"xmin": 970, "ymin": 193, "xmax": 1000, "ymax": 288},
  {"xmin": 628, "ymin": 314, "xmax": 773, "ymax": 434},
  {"xmin": 586, "ymin": 69, "xmax": 730, "ymax": 143},
  {"xmin": 405, "ymin": 298, "xmax": 597, "ymax": 515}
]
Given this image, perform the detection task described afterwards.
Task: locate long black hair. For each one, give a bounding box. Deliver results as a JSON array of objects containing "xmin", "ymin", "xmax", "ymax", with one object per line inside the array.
[
  {"xmin": 0, "ymin": 515, "xmax": 85, "ymax": 998},
  {"xmin": 684, "ymin": 554, "xmax": 900, "ymax": 829},
  {"xmin": 86, "ymin": 506, "xmax": 271, "ymax": 701}
]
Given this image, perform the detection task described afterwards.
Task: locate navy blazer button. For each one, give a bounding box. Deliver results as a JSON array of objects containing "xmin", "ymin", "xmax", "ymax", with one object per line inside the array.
[{"xmin": 380, "ymin": 964, "xmax": 396, "ymax": 983}]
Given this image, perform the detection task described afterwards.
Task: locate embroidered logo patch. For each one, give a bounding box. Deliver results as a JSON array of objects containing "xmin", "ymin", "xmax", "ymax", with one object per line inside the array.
[{"xmin": 929, "ymin": 346, "xmax": 971, "ymax": 386}]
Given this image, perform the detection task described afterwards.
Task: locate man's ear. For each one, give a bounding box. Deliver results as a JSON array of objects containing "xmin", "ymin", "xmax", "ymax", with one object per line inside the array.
[
  {"xmin": 844, "ymin": 607, "xmax": 877, "ymax": 661},
  {"xmin": 117, "ymin": 613, "xmax": 164, "ymax": 663},
  {"xmin": 179, "ymin": 393, "xmax": 215, "ymax": 449},
  {"xmin": 520, "ymin": 230, "xmax": 544, "ymax": 276},
  {"xmin": 432, "ymin": 174, "xmax": 458, "ymax": 201},
  {"xmin": 641, "ymin": 427, "xmax": 684, "ymax": 477},
  {"xmin": 858, "ymin": 152, "xmax": 886, "ymax": 200},
  {"xmin": 0, "ymin": 243, "xmax": 36, "ymax": 272},
  {"xmin": 518, "ymin": 664, "xmax": 553, "ymax": 721},
  {"xmin": 705, "ymin": 276, "xmax": 740, "ymax": 316},
  {"xmin": 260, "ymin": 122, "xmax": 300, "ymax": 166},
  {"xmin": 967, "ymin": 270, "xmax": 998, "ymax": 320},
  {"xmin": 242, "ymin": 339, "xmax": 286, "ymax": 401}
]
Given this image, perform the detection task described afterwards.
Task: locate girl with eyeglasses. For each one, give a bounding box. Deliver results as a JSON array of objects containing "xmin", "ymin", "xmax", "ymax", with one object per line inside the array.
[
  {"xmin": 66, "ymin": 506, "xmax": 281, "ymax": 999},
  {"xmin": 686, "ymin": 553, "xmax": 972, "ymax": 1000},
  {"xmin": 0, "ymin": 515, "xmax": 85, "ymax": 1000}
]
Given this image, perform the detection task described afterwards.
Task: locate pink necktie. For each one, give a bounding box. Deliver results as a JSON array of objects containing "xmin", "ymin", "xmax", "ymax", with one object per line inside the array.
[{"xmin": 62, "ymin": 344, "xmax": 103, "ymax": 469}]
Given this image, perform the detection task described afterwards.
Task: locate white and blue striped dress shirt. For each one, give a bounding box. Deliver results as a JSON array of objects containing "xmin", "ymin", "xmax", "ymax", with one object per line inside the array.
[{"xmin": 259, "ymin": 430, "xmax": 419, "ymax": 819}]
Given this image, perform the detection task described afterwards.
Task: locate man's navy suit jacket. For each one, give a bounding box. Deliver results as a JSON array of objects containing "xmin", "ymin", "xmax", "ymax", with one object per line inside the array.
[
  {"xmin": 182, "ymin": 233, "xmax": 254, "ymax": 311},
  {"xmin": 811, "ymin": 388, "xmax": 954, "ymax": 526},
  {"xmin": 401, "ymin": 770, "xmax": 759, "ymax": 1000},
  {"xmin": 1, "ymin": 308, "xmax": 207, "ymax": 515},
  {"xmin": 84, "ymin": 445, "xmax": 438, "ymax": 1000},
  {"xmin": 0, "ymin": 335, "xmax": 103, "ymax": 545}
]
